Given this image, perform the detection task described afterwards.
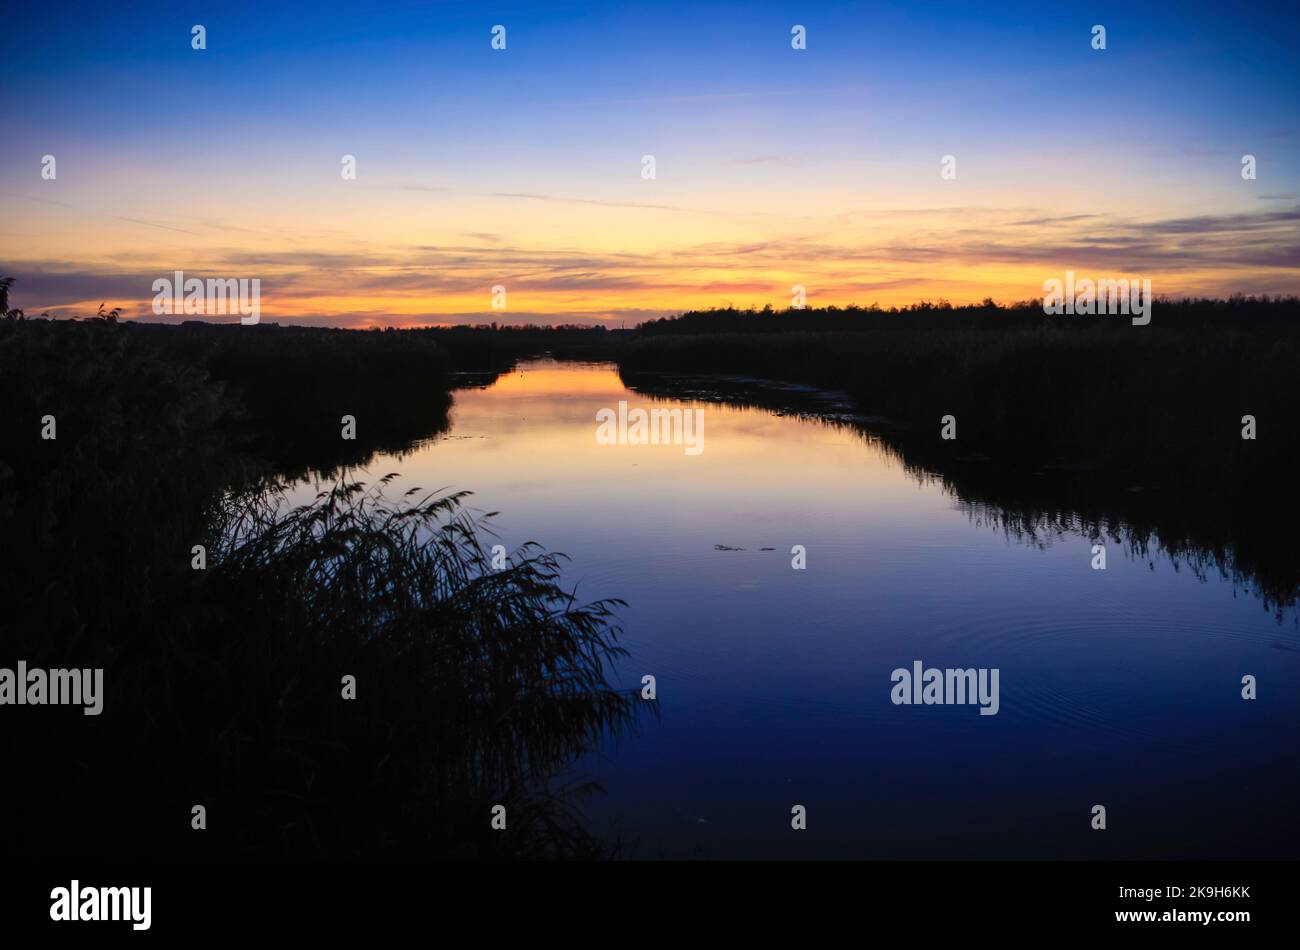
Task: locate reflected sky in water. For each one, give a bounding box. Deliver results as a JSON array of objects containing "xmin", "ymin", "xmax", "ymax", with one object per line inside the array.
[{"xmin": 301, "ymin": 360, "xmax": 1300, "ymax": 859}]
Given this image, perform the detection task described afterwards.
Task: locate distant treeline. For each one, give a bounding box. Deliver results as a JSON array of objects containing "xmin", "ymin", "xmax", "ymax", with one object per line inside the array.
[
  {"xmin": 620, "ymin": 297, "xmax": 1300, "ymax": 487},
  {"xmin": 130, "ymin": 321, "xmax": 457, "ymax": 473},
  {"xmin": 619, "ymin": 297, "xmax": 1300, "ymax": 614},
  {"xmin": 636, "ymin": 296, "xmax": 1300, "ymax": 334},
  {"xmin": 417, "ymin": 323, "xmax": 631, "ymax": 367}
]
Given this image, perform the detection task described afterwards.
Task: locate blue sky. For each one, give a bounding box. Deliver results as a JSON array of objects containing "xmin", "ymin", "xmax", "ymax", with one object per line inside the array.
[{"xmin": 3, "ymin": 0, "xmax": 1297, "ymax": 324}]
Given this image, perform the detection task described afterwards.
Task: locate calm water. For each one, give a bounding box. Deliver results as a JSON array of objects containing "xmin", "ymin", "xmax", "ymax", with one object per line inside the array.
[{"xmin": 296, "ymin": 359, "xmax": 1300, "ymax": 859}]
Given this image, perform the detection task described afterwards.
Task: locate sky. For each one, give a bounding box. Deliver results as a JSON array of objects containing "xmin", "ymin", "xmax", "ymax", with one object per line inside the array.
[{"xmin": 2, "ymin": 0, "xmax": 1298, "ymax": 326}]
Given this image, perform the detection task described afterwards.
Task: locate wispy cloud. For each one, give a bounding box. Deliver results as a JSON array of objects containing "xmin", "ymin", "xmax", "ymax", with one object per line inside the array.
[
  {"xmin": 481, "ymin": 191, "xmax": 708, "ymax": 213},
  {"xmin": 8, "ymin": 204, "xmax": 1299, "ymax": 324}
]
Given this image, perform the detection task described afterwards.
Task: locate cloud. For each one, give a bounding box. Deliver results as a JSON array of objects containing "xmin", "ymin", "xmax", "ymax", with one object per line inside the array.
[
  {"xmin": 110, "ymin": 216, "xmax": 199, "ymax": 235},
  {"xmin": 727, "ymin": 155, "xmax": 802, "ymax": 167},
  {"xmin": 481, "ymin": 191, "xmax": 707, "ymax": 213},
  {"xmin": 0, "ymin": 190, "xmax": 74, "ymax": 209},
  {"xmin": 368, "ymin": 183, "xmax": 450, "ymax": 193},
  {"xmin": 9, "ymin": 204, "xmax": 1299, "ymax": 320},
  {"xmin": 1124, "ymin": 207, "xmax": 1300, "ymax": 235}
]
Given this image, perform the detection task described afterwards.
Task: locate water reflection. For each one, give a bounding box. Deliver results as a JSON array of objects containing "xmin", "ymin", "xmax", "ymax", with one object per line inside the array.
[{"xmin": 335, "ymin": 359, "xmax": 1299, "ymax": 859}]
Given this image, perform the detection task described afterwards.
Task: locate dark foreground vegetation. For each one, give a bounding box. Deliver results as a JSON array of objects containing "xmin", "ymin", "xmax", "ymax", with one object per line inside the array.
[
  {"xmin": 0, "ymin": 306, "xmax": 637, "ymax": 858},
  {"xmin": 2, "ymin": 287, "xmax": 1297, "ymax": 860}
]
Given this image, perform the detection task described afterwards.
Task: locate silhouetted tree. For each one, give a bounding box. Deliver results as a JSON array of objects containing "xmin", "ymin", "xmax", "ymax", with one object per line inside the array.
[{"xmin": 0, "ymin": 276, "xmax": 23, "ymax": 322}]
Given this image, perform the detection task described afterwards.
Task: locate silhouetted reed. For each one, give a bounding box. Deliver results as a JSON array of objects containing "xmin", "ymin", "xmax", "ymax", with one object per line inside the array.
[
  {"xmin": 1, "ymin": 472, "xmax": 635, "ymax": 858},
  {"xmin": 0, "ymin": 308, "xmax": 636, "ymax": 859},
  {"xmin": 181, "ymin": 476, "xmax": 635, "ymax": 858}
]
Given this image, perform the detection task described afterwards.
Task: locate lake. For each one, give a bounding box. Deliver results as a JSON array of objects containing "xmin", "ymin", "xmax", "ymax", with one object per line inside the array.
[{"xmin": 292, "ymin": 358, "xmax": 1300, "ymax": 859}]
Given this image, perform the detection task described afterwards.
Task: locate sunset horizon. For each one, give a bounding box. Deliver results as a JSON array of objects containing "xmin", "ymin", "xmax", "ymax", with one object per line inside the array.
[{"xmin": 5, "ymin": 1, "xmax": 1299, "ymax": 327}]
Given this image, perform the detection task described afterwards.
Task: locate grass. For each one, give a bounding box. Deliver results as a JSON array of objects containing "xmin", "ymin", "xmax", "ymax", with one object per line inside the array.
[{"xmin": 0, "ymin": 310, "xmax": 638, "ymax": 858}]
